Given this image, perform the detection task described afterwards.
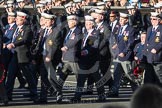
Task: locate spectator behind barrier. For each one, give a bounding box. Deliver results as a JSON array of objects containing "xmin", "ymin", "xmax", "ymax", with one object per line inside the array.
[{"xmin": 130, "ymin": 84, "xmax": 162, "ymax": 108}]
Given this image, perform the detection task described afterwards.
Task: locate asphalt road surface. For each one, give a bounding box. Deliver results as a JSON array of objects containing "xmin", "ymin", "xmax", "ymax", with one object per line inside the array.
[{"xmin": 0, "ymin": 74, "xmax": 133, "ymax": 108}]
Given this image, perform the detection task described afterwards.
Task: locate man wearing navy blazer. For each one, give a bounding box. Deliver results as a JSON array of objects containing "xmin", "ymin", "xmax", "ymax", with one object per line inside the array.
[
  {"xmin": 56, "ymin": 15, "xmax": 82, "ymax": 103},
  {"xmin": 3, "ymin": 12, "xmax": 27, "ymax": 98},
  {"xmin": 35, "ymin": 12, "xmax": 63, "ymax": 103},
  {"xmin": 107, "ymin": 12, "xmax": 137, "ymax": 97},
  {"xmin": 71, "ymin": 15, "xmax": 105, "ymax": 102},
  {"xmin": 86, "ymin": 9, "xmax": 113, "ymax": 95},
  {"xmin": 0, "ymin": 24, "xmax": 8, "ymax": 106},
  {"xmin": 144, "ymin": 12, "xmax": 162, "ymax": 87},
  {"xmin": 2, "ymin": 12, "xmax": 17, "ymax": 71},
  {"xmin": 109, "ymin": 11, "xmax": 120, "ymax": 60}
]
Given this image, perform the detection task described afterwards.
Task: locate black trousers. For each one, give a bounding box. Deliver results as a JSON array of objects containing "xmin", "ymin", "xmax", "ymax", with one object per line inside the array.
[
  {"xmin": 74, "ymin": 71, "xmax": 105, "ymax": 98},
  {"xmin": 39, "ymin": 61, "xmax": 53, "ymax": 100},
  {"xmin": 152, "ymin": 63, "xmax": 162, "ymax": 87},
  {"xmin": 3, "ymin": 52, "xmax": 26, "ymax": 86},
  {"xmin": 6, "ymin": 54, "xmax": 21, "ymax": 98},
  {"xmin": 144, "ymin": 63, "xmax": 159, "ymax": 84},
  {"xmin": 56, "ymin": 61, "xmax": 79, "ymax": 95},
  {"xmin": 18, "ymin": 63, "xmax": 38, "ymax": 99},
  {"xmin": 0, "ymin": 82, "xmax": 8, "ymax": 102},
  {"xmin": 87, "ymin": 55, "xmax": 112, "ymax": 91}
]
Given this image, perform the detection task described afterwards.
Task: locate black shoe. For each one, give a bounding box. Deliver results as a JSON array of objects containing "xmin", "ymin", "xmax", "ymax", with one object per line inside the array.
[
  {"xmin": 106, "ymin": 92, "xmax": 119, "ymax": 97},
  {"xmin": 56, "ymin": 95, "xmax": 62, "ymax": 103},
  {"xmin": 17, "ymin": 82, "xmax": 26, "ymax": 89},
  {"xmin": 49, "ymin": 88, "xmax": 57, "ymax": 96},
  {"xmin": 23, "ymin": 93, "xmax": 32, "ymax": 97},
  {"xmin": 38, "ymin": 99, "xmax": 47, "ymax": 104},
  {"xmin": 70, "ymin": 97, "xmax": 81, "ymax": 102},
  {"xmin": 1, "ymin": 99, "xmax": 8, "ymax": 106},
  {"xmin": 32, "ymin": 98, "xmax": 39, "ymax": 104},
  {"xmin": 82, "ymin": 91, "xmax": 93, "ymax": 95},
  {"xmin": 7, "ymin": 97, "xmax": 12, "ymax": 101},
  {"xmin": 97, "ymin": 95, "xmax": 106, "ymax": 102}
]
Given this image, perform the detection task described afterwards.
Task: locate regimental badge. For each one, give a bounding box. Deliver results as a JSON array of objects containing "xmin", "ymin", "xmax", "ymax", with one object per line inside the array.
[
  {"xmin": 18, "ymin": 37, "xmax": 22, "ymax": 40},
  {"xmin": 48, "ymin": 40, "xmax": 53, "ymax": 46},
  {"xmin": 123, "ymin": 35, "xmax": 128, "ymax": 41},
  {"xmin": 155, "ymin": 36, "xmax": 160, "ymax": 43},
  {"xmin": 88, "ymin": 40, "xmax": 93, "ymax": 45}
]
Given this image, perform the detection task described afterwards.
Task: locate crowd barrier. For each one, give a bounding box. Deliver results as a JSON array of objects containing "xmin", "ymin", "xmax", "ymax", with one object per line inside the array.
[{"xmin": 0, "ymin": 5, "xmax": 155, "ymax": 15}]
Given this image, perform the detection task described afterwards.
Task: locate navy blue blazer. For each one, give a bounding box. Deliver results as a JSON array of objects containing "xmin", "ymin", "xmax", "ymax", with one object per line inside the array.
[
  {"xmin": 45, "ymin": 27, "xmax": 63, "ymax": 66},
  {"xmin": 3, "ymin": 23, "xmax": 17, "ymax": 54},
  {"xmin": 144, "ymin": 25, "xmax": 162, "ymax": 63},
  {"xmin": 79, "ymin": 29, "xmax": 100, "ymax": 70},
  {"xmin": 109, "ymin": 21, "xmax": 120, "ymax": 58},
  {"xmin": 62, "ymin": 26, "xmax": 82, "ymax": 62},
  {"xmin": 116, "ymin": 25, "xmax": 135, "ymax": 61},
  {"xmin": 134, "ymin": 43, "xmax": 146, "ymax": 61},
  {"xmin": 3, "ymin": 24, "xmax": 17, "ymax": 45}
]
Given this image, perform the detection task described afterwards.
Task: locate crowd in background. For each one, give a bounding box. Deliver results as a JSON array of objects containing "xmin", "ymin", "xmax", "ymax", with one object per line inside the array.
[
  {"xmin": 0, "ymin": 0, "xmax": 160, "ymax": 8},
  {"xmin": 0, "ymin": 0, "xmax": 162, "ymax": 108}
]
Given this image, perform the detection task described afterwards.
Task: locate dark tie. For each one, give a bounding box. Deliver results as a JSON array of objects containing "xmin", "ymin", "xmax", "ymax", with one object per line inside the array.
[
  {"xmin": 119, "ymin": 27, "xmax": 123, "ymax": 35},
  {"xmin": 82, "ymin": 32, "xmax": 88, "ymax": 47},
  {"xmin": 64, "ymin": 30, "xmax": 72, "ymax": 43},
  {"xmin": 12, "ymin": 27, "xmax": 19, "ymax": 42},
  {"xmin": 5, "ymin": 25, "xmax": 10, "ymax": 35},
  {"xmin": 118, "ymin": 27, "xmax": 123, "ymax": 40},
  {"xmin": 41, "ymin": 29, "xmax": 49, "ymax": 46},
  {"xmin": 148, "ymin": 27, "xmax": 156, "ymax": 40},
  {"xmin": 111, "ymin": 22, "xmax": 114, "ymax": 31}
]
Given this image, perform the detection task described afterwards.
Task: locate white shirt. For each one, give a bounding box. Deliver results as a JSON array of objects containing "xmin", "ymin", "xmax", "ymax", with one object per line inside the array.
[
  {"xmin": 70, "ymin": 27, "xmax": 76, "ymax": 35},
  {"xmin": 152, "ymin": 25, "xmax": 158, "ymax": 31},
  {"xmin": 42, "ymin": 27, "xmax": 53, "ymax": 56},
  {"xmin": 5, "ymin": 23, "xmax": 15, "ymax": 35},
  {"xmin": 9, "ymin": 23, "xmax": 15, "ymax": 29},
  {"xmin": 96, "ymin": 21, "xmax": 104, "ymax": 30},
  {"xmin": 120, "ymin": 24, "xmax": 128, "ymax": 35},
  {"xmin": 83, "ymin": 29, "xmax": 94, "ymax": 47},
  {"xmin": 111, "ymin": 20, "xmax": 117, "ymax": 32}
]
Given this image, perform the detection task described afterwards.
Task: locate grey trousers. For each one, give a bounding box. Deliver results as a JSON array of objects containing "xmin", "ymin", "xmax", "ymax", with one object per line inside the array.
[{"xmin": 153, "ymin": 63, "xmax": 162, "ymax": 87}]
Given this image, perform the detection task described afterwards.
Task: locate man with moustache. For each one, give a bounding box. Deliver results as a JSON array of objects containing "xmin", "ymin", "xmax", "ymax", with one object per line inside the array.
[{"xmin": 144, "ymin": 12, "xmax": 162, "ymax": 87}]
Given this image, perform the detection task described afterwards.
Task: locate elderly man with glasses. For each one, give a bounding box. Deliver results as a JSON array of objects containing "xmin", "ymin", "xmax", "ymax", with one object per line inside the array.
[{"xmin": 144, "ymin": 12, "xmax": 162, "ymax": 87}]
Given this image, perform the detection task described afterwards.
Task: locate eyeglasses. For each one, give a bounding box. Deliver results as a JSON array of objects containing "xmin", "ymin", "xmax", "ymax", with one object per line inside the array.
[
  {"xmin": 110, "ymin": 16, "xmax": 116, "ymax": 17},
  {"xmin": 151, "ymin": 18, "xmax": 158, "ymax": 20}
]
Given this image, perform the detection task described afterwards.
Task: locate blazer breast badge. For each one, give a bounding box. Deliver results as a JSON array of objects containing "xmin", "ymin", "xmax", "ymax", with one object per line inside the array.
[{"xmin": 48, "ymin": 40, "xmax": 53, "ymax": 46}]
